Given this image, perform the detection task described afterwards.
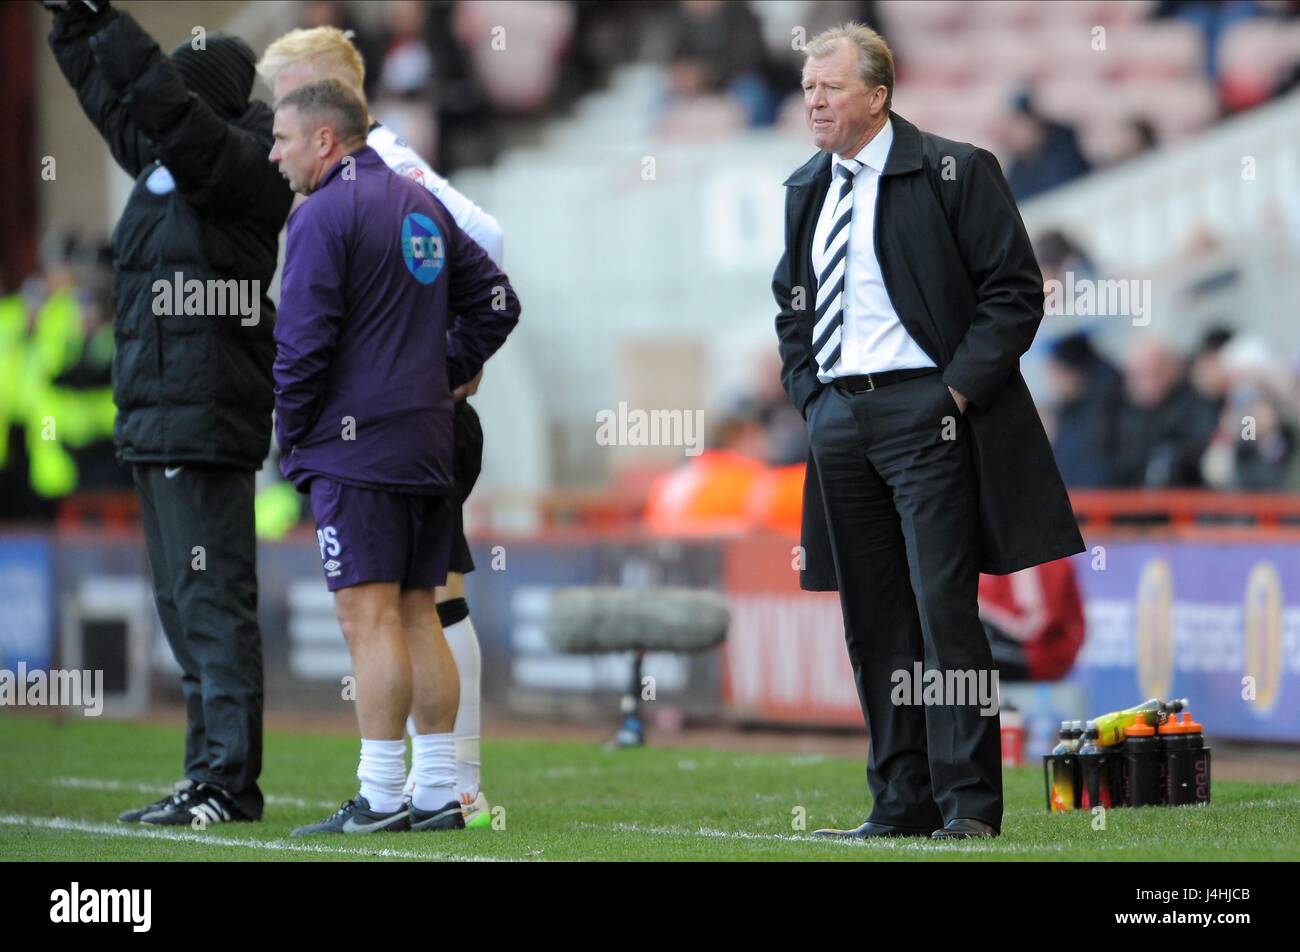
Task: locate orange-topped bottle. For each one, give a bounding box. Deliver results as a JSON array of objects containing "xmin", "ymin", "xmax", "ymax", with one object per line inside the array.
[
  {"xmin": 1094, "ymin": 698, "xmax": 1187, "ymax": 746},
  {"xmin": 1124, "ymin": 714, "xmax": 1165, "ymax": 806},
  {"xmin": 1165, "ymin": 711, "xmax": 1211, "ymax": 805}
]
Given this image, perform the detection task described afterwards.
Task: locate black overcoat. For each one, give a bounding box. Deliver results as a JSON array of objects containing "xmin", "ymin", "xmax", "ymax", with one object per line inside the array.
[{"xmin": 774, "ymin": 112, "xmax": 1085, "ymax": 591}]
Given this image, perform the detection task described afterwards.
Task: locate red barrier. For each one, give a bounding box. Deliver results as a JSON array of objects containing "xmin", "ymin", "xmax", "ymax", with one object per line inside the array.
[
  {"xmin": 475, "ymin": 479, "xmax": 1300, "ymax": 540},
  {"xmin": 1069, "ymin": 489, "xmax": 1300, "ymax": 529}
]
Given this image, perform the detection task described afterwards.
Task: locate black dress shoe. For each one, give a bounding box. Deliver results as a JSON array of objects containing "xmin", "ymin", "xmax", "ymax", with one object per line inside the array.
[
  {"xmin": 931, "ymin": 817, "xmax": 999, "ymax": 840},
  {"xmin": 813, "ymin": 821, "xmax": 933, "ymax": 839}
]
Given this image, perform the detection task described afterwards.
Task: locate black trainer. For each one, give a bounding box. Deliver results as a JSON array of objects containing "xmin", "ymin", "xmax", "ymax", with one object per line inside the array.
[
  {"xmin": 118, "ymin": 779, "xmax": 193, "ymax": 823},
  {"xmin": 409, "ymin": 799, "xmax": 466, "ymax": 832},
  {"xmin": 291, "ymin": 796, "xmax": 410, "ymax": 836},
  {"xmin": 141, "ymin": 781, "xmax": 250, "ymax": 827}
]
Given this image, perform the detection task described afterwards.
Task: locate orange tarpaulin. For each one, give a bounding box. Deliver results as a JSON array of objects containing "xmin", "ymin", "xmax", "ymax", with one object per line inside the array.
[
  {"xmin": 644, "ymin": 450, "xmax": 765, "ymax": 535},
  {"xmin": 645, "ymin": 453, "xmax": 806, "ymax": 535},
  {"xmin": 745, "ymin": 464, "xmax": 806, "ymax": 535}
]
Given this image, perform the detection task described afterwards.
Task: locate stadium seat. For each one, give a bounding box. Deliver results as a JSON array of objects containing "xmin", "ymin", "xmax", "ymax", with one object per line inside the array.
[
  {"xmin": 1218, "ymin": 19, "xmax": 1300, "ymax": 112},
  {"xmin": 879, "ymin": 0, "xmax": 973, "ymax": 34},
  {"xmin": 1111, "ymin": 20, "xmax": 1204, "ymax": 80},
  {"xmin": 656, "ymin": 95, "xmax": 748, "ymax": 142},
  {"xmin": 1122, "ymin": 78, "xmax": 1219, "ymax": 140},
  {"xmin": 977, "ymin": 0, "xmax": 1048, "ymax": 31}
]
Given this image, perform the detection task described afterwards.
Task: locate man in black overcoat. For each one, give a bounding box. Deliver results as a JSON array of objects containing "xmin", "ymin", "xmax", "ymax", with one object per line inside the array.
[{"xmin": 774, "ymin": 23, "xmax": 1085, "ymax": 840}]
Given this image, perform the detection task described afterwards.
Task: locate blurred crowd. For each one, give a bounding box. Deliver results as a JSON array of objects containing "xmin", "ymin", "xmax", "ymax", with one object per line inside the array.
[
  {"xmin": 657, "ymin": 0, "xmax": 1300, "ymax": 200},
  {"xmin": 292, "ymin": 0, "xmax": 649, "ymax": 171},
  {"xmin": 6, "ymin": 1, "xmax": 1299, "ymax": 527},
  {"xmin": 1032, "ymin": 224, "xmax": 1300, "ymax": 492},
  {"xmin": 667, "ymin": 303, "xmax": 1300, "ymax": 538},
  {"xmin": 285, "ymin": 1, "xmax": 1300, "ymax": 187},
  {"xmin": 997, "ymin": 0, "xmax": 1300, "ymax": 200},
  {"xmin": 1043, "ymin": 324, "xmax": 1300, "ymax": 492},
  {"xmin": 722, "ymin": 222, "xmax": 1300, "ymax": 497},
  {"xmin": 0, "ymin": 238, "xmax": 123, "ymax": 523}
]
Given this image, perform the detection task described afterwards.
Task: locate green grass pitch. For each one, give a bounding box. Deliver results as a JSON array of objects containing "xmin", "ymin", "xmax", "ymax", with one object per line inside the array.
[{"xmin": 2, "ymin": 717, "xmax": 1297, "ymax": 861}]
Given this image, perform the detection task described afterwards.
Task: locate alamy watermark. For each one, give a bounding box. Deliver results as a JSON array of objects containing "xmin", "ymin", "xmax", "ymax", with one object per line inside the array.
[
  {"xmin": 1, "ymin": 663, "xmax": 103, "ymax": 716},
  {"xmin": 50, "ymin": 882, "xmax": 151, "ymax": 932},
  {"xmin": 890, "ymin": 662, "xmax": 1000, "ymax": 716},
  {"xmin": 1045, "ymin": 272, "xmax": 1151, "ymax": 327},
  {"xmin": 595, "ymin": 402, "xmax": 703, "ymax": 457},
  {"xmin": 151, "ymin": 273, "xmax": 261, "ymax": 326}
]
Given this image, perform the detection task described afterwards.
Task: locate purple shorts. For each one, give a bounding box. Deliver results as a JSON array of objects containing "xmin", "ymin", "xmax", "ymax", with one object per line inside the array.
[{"xmin": 308, "ymin": 478, "xmax": 454, "ymax": 592}]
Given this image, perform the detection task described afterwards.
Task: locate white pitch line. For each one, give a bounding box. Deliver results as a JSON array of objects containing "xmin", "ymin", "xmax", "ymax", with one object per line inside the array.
[
  {"xmin": 584, "ymin": 799, "xmax": 1300, "ymax": 854},
  {"xmin": 0, "ymin": 814, "xmax": 507, "ymax": 862},
  {"xmin": 578, "ymin": 821, "xmax": 1073, "ymax": 854},
  {"xmin": 52, "ymin": 777, "xmax": 337, "ymax": 810}
]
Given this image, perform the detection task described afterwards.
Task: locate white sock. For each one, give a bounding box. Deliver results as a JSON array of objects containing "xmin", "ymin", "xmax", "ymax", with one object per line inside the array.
[
  {"xmin": 357, "ymin": 738, "xmax": 406, "ymax": 813},
  {"xmin": 411, "ymin": 732, "xmax": 457, "ymax": 811},
  {"xmin": 403, "ymin": 719, "xmax": 417, "ymax": 796},
  {"xmin": 444, "ymin": 616, "xmax": 482, "ymax": 799}
]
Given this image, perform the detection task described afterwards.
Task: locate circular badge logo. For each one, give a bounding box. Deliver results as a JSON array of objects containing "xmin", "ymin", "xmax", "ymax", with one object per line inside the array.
[
  {"xmin": 395, "ymin": 162, "xmax": 426, "ymax": 187},
  {"xmin": 401, "ymin": 212, "xmax": 445, "ymax": 285},
  {"xmin": 1135, "ymin": 557, "xmax": 1174, "ymax": 701},
  {"xmin": 1243, "ymin": 561, "xmax": 1282, "ymax": 716},
  {"xmin": 146, "ymin": 163, "xmax": 176, "ymax": 195}
]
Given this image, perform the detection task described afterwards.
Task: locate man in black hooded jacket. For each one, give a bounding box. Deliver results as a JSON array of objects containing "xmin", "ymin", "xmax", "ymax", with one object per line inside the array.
[{"xmin": 45, "ymin": 0, "xmax": 293, "ymax": 825}]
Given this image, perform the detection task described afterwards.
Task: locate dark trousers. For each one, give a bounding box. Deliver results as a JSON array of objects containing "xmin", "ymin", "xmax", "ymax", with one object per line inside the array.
[
  {"xmin": 134, "ymin": 464, "xmax": 264, "ymax": 819},
  {"xmin": 806, "ymin": 370, "xmax": 1003, "ymax": 831}
]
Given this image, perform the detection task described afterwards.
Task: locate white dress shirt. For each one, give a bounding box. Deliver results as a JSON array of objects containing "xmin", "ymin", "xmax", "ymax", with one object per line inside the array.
[{"xmin": 811, "ymin": 119, "xmax": 935, "ymax": 378}]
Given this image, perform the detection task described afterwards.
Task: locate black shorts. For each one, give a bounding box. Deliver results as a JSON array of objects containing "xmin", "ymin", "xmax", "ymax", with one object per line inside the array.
[{"xmin": 448, "ymin": 399, "xmax": 483, "ymax": 575}]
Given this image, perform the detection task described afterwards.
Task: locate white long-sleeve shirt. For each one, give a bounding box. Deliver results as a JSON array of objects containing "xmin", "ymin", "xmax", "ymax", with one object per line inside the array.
[{"xmin": 367, "ymin": 121, "xmax": 504, "ymax": 266}]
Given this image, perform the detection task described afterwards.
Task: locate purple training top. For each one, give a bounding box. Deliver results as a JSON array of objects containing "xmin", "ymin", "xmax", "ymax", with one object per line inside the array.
[{"xmin": 274, "ymin": 145, "xmax": 519, "ymax": 494}]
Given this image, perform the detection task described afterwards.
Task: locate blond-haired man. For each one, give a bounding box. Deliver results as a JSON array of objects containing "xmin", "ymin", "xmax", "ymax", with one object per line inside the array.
[{"xmin": 259, "ymin": 26, "xmax": 499, "ymax": 828}]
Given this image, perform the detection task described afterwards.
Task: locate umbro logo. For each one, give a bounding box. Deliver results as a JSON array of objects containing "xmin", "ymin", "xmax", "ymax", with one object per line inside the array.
[{"xmin": 324, "ymin": 559, "xmax": 341, "ymax": 578}]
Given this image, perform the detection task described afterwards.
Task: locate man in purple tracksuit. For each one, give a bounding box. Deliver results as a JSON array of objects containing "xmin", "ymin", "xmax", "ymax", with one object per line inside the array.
[{"xmin": 268, "ymin": 79, "xmax": 519, "ymax": 834}]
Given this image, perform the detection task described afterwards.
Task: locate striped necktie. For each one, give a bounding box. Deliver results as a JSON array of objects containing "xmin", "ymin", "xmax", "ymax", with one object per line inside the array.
[{"xmin": 812, "ymin": 158, "xmax": 863, "ymax": 381}]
